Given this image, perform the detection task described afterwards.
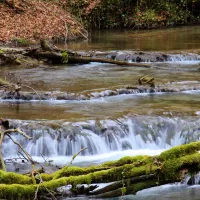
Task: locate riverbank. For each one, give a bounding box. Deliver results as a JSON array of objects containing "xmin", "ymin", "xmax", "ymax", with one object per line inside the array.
[
  {"xmin": 0, "ymin": 0, "xmax": 199, "ymax": 45},
  {"xmin": 0, "ymin": 0, "xmax": 88, "ymax": 45}
]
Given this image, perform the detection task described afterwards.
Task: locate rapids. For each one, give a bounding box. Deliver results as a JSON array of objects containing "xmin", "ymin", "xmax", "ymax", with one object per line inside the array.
[
  {"xmin": 1, "ymin": 26, "xmax": 200, "ymax": 199},
  {"xmin": 3, "ymin": 116, "xmax": 200, "ymax": 166}
]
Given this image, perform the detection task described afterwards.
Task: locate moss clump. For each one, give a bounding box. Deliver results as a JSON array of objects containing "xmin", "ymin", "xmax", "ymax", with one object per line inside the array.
[
  {"xmin": 0, "ymin": 184, "xmax": 36, "ymax": 200},
  {"xmin": 51, "ymin": 155, "xmax": 151, "ymax": 180},
  {"xmin": 61, "ymin": 51, "xmax": 68, "ymax": 63},
  {"xmin": 130, "ymin": 179, "xmax": 161, "ymax": 194},
  {"xmin": 102, "ymin": 155, "xmax": 151, "ymax": 167},
  {"xmin": 0, "ymin": 78, "xmax": 10, "ymax": 86},
  {"xmin": 51, "ymin": 165, "xmax": 109, "ymax": 180},
  {"xmin": 0, "ymin": 142, "xmax": 200, "ymax": 199},
  {"xmin": 162, "ymin": 152, "xmax": 200, "ymax": 180},
  {"xmin": 15, "ymin": 38, "xmax": 32, "ymax": 45},
  {"xmin": 159, "ymin": 141, "xmax": 200, "ymax": 161},
  {"xmin": 0, "ymin": 49, "xmax": 5, "ymax": 54},
  {"xmin": 0, "ymin": 171, "xmax": 32, "ymax": 184}
]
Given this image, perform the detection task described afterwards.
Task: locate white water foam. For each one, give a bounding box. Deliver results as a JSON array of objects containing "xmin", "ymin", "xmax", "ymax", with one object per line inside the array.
[{"xmin": 30, "ymin": 149, "xmax": 164, "ymax": 166}]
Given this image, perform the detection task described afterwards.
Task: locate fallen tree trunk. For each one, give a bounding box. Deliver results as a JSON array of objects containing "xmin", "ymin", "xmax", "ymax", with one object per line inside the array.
[
  {"xmin": 90, "ymin": 174, "xmax": 156, "ymax": 196},
  {"xmin": 0, "ymin": 141, "xmax": 199, "ymax": 199},
  {"xmin": 92, "ymin": 179, "xmax": 171, "ymax": 198},
  {"xmin": 1, "ymin": 42, "xmax": 200, "ymax": 67},
  {"xmin": 32, "ymin": 50, "xmax": 151, "ymax": 67},
  {"xmin": 0, "ymin": 44, "xmax": 151, "ymax": 67}
]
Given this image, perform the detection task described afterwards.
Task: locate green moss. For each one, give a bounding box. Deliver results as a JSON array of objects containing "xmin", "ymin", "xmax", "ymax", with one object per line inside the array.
[
  {"xmin": 45, "ymin": 163, "xmax": 158, "ymax": 190},
  {"xmin": 103, "ymin": 155, "xmax": 151, "ymax": 167},
  {"xmin": 15, "ymin": 57, "xmax": 22, "ymax": 65},
  {"xmin": 52, "ymin": 165, "xmax": 109, "ymax": 180},
  {"xmin": 15, "ymin": 38, "xmax": 31, "ymax": 45},
  {"xmin": 131, "ymin": 179, "xmax": 159, "ymax": 194},
  {"xmin": 162, "ymin": 153, "xmax": 200, "ymax": 180},
  {"xmin": 0, "ymin": 49, "xmax": 5, "ymax": 54},
  {"xmin": 51, "ymin": 157, "xmax": 153, "ymax": 182},
  {"xmin": 159, "ymin": 141, "xmax": 200, "ymax": 161},
  {"xmin": 0, "ymin": 171, "xmax": 32, "ymax": 184},
  {"xmin": 0, "ymin": 184, "xmax": 36, "ymax": 199},
  {"xmin": 61, "ymin": 51, "xmax": 68, "ymax": 63},
  {"xmin": 51, "ymin": 155, "xmax": 151, "ymax": 180},
  {"xmin": 1, "ymin": 142, "xmax": 200, "ymax": 199},
  {"xmin": 40, "ymin": 173, "xmax": 52, "ymax": 182},
  {"xmin": 0, "ymin": 78, "xmax": 10, "ymax": 86}
]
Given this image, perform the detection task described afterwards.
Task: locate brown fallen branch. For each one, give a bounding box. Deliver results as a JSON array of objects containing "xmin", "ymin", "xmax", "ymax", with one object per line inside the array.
[
  {"xmin": 34, "ymin": 170, "xmax": 57, "ymax": 200},
  {"xmin": 92, "ymin": 179, "xmax": 170, "ymax": 198},
  {"xmin": 90, "ymin": 174, "xmax": 156, "ymax": 196},
  {"xmin": 6, "ymin": 133, "xmax": 34, "ymax": 164},
  {"xmin": 1, "ymin": 43, "xmax": 151, "ymax": 67},
  {"xmin": 0, "ymin": 124, "xmax": 34, "ymax": 171},
  {"xmin": 33, "ymin": 50, "xmax": 151, "ymax": 68},
  {"xmin": 68, "ymin": 56, "xmax": 151, "ymax": 68}
]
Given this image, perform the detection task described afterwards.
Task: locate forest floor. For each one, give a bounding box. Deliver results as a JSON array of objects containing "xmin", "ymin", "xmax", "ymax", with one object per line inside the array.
[{"xmin": 0, "ymin": 0, "xmax": 99, "ymax": 44}]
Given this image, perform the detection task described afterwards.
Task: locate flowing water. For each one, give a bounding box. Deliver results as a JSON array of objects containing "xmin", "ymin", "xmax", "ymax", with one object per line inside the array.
[{"xmin": 1, "ymin": 26, "xmax": 200, "ymax": 199}]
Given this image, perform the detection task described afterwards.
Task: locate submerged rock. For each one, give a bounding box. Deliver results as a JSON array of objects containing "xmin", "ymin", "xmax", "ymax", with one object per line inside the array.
[
  {"xmin": 96, "ymin": 50, "xmax": 200, "ymax": 63},
  {"xmin": 1, "ymin": 80, "xmax": 200, "ymax": 101}
]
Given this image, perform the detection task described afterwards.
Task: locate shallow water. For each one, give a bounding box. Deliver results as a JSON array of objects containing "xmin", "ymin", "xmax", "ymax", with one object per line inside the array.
[
  {"xmin": 2, "ymin": 91, "xmax": 200, "ymax": 120},
  {"xmin": 66, "ymin": 185, "xmax": 200, "ymax": 200},
  {"xmin": 1, "ymin": 26, "xmax": 200, "ymax": 199},
  {"xmin": 1, "ymin": 61, "xmax": 200, "ymax": 121},
  {"xmin": 64, "ymin": 26, "xmax": 200, "ymax": 51}
]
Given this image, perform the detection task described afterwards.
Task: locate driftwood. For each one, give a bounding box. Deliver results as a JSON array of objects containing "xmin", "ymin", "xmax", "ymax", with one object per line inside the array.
[
  {"xmin": 0, "ymin": 141, "xmax": 199, "ymax": 199},
  {"xmin": 32, "ymin": 50, "xmax": 151, "ymax": 67},
  {"xmin": 0, "ymin": 41, "xmax": 151, "ymax": 67}
]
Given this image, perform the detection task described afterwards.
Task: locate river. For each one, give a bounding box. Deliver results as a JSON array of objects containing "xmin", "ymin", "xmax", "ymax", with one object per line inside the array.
[{"xmin": 1, "ymin": 26, "xmax": 200, "ymax": 199}]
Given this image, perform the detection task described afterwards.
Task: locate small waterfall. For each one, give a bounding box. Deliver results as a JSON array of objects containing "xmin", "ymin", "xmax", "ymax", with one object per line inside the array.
[
  {"xmin": 3, "ymin": 116, "xmax": 200, "ymax": 157},
  {"xmin": 167, "ymin": 53, "xmax": 200, "ymax": 62},
  {"xmin": 184, "ymin": 173, "xmax": 200, "ymax": 185},
  {"xmin": 113, "ymin": 51, "xmax": 200, "ymax": 63}
]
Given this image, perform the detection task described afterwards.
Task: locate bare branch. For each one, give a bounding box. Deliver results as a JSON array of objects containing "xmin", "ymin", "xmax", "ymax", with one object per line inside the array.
[
  {"xmin": 34, "ymin": 171, "xmax": 57, "ymax": 200},
  {"xmin": 6, "ymin": 133, "xmax": 35, "ymax": 164},
  {"xmin": 21, "ymin": 84, "xmax": 41, "ymax": 101},
  {"xmin": 3, "ymin": 128, "xmax": 32, "ymax": 140},
  {"xmin": 66, "ymin": 147, "xmax": 87, "ymax": 168},
  {"xmin": 0, "ymin": 130, "xmax": 6, "ymax": 171}
]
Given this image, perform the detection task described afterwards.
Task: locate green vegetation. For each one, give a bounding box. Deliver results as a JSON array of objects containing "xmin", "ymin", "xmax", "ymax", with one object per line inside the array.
[
  {"xmin": 0, "ymin": 142, "xmax": 199, "ymax": 199},
  {"xmin": 14, "ymin": 38, "xmax": 32, "ymax": 45},
  {"xmin": 80, "ymin": 0, "xmax": 200, "ymax": 28},
  {"xmin": 61, "ymin": 50, "xmax": 69, "ymax": 63},
  {"xmin": 0, "ymin": 50, "xmax": 5, "ymax": 54},
  {"xmin": 159, "ymin": 141, "xmax": 200, "ymax": 160},
  {"xmin": 0, "ymin": 0, "xmax": 199, "ymax": 42}
]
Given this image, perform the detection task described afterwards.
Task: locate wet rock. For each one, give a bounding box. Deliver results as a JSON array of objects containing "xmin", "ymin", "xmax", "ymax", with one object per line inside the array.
[{"xmin": 122, "ymin": 141, "xmax": 132, "ymax": 150}]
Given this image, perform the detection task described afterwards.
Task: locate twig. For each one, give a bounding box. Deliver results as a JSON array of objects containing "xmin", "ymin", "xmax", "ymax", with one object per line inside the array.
[
  {"xmin": 34, "ymin": 171, "xmax": 57, "ymax": 200},
  {"xmin": 66, "ymin": 147, "xmax": 87, "ymax": 168},
  {"xmin": 18, "ymin": 151, "xmax": 29, "ymax": 162},
  {"xmin": 4, "ymin": 128, "xmax": 32, "ymax": 140},
  {"xmin": 6, "ymin": 133, "xmax": 34, "ymax": 164},
  {"xmin": 21, "ymin": 84, "xmax": 41, "ymax": 100},
  {"xmin": 40, "ymin": 154, "xmax": 48, "ymax": 163},
  {"xmin": 34, "ymin": 148, "xmax": 87, "ymax": 199},
  {"xmin": 0, "ymin": 130, "xmax": 6, "ymax": 171},
  {"xmin": 64, "ymin": 21, "xmax": 68, "ymax": 47}
]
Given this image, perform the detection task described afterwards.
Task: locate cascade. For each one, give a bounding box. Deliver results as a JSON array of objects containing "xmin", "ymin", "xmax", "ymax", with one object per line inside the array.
[
  {"xmin": 3, "ymin": 116, "xmax": 200, "ymax": 158},
  {"xmin": 184, "ymin": 172, "xmax": 200, "ymax": 185}
]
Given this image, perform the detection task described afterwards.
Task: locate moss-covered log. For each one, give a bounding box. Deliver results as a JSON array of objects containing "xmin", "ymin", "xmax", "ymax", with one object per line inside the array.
[
  {"xmin": 0, "ymin": 142, "xmax": 199, "ymax": 199},
  {"xmin": 28, "ymin": 49, "xmax": 151, "ymax": 68},
  {"xmin": 0, "ymin": 44, "xmax": 152, "ymax": 67}
]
